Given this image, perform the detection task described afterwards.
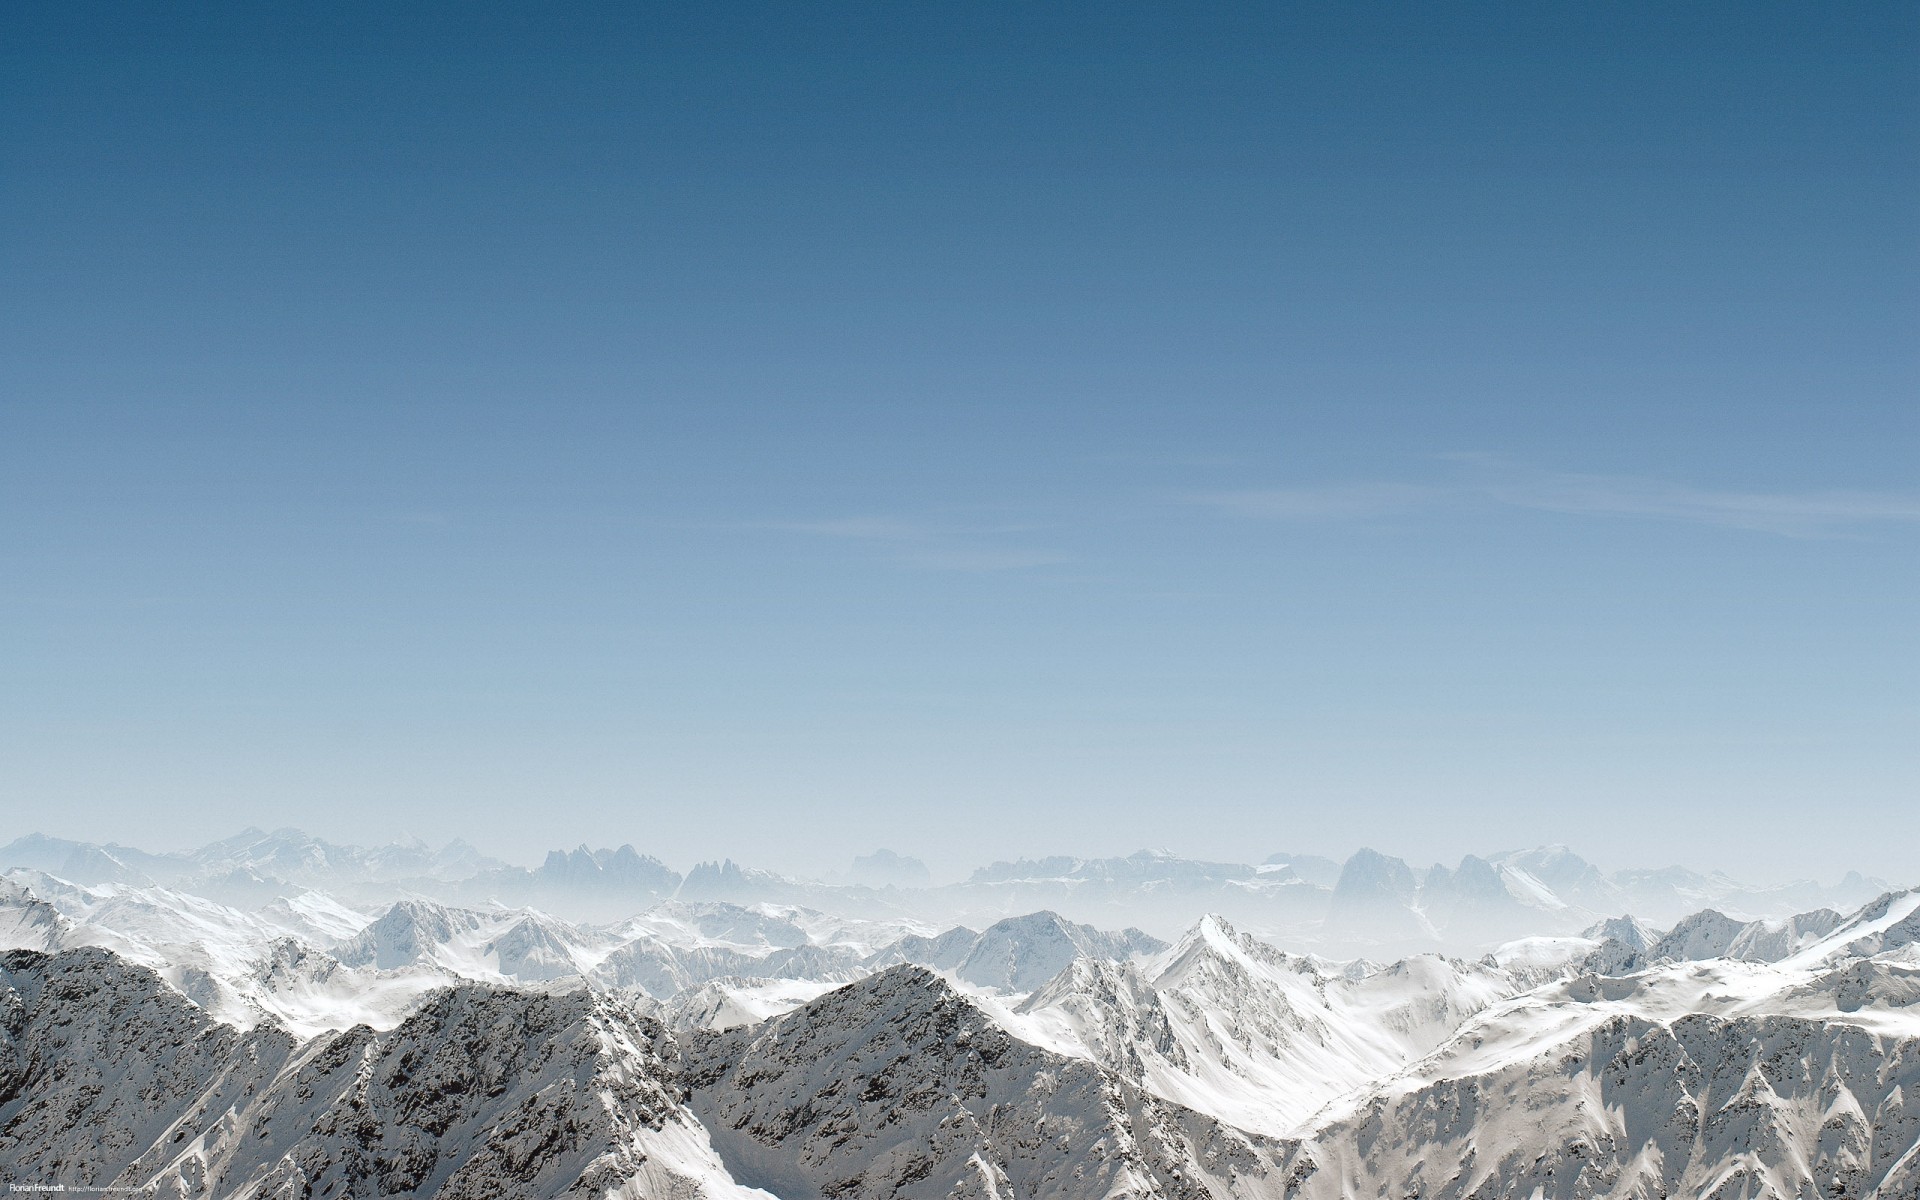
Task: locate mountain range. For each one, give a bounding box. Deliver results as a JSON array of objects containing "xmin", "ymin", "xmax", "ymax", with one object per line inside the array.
[
  {"xmin": 2, "ymin": 828, "xmax": 1915, "ymax": 1197},
  {"xmin": 0, "ymin": 828, "xmax": 1887, "ymax": 953}
]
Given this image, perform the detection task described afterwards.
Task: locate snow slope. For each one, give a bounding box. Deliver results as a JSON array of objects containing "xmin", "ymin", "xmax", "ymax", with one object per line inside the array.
[{"xmin": 3, "ymin": 851, "xmax": 1918, "ymax": 1199}]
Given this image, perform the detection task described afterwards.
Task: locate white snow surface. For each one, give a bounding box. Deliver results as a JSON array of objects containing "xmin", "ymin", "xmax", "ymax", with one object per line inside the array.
[{"xmin": 2, "ymin": 856, "xmax": 1918, "ymax": 1198}]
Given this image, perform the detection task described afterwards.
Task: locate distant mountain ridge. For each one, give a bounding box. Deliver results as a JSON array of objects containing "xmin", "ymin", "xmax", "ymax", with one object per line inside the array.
[
  {"xmin": 0, "ymin": 829, "xmax": 1891, "ymax": 953},
  {"xmin": 0, "ymin": 827, "xmax": 505, "ymax": 895}
]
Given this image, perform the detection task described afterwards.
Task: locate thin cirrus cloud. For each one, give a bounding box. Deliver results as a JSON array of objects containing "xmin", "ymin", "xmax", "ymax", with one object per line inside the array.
[
  {"xmin": 767, "ymin": 516, "xmax": 1071, "ymax": 572},
  {"xmin": 1194, "ymin": 460, "xmax": 1920, "ymax": 539},
  {"xmin": 1187, "ymin": 482, "xmax": 1443, "ymax": 521}
]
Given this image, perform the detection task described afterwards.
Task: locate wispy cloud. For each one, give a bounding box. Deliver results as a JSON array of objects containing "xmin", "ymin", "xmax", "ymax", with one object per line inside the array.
[
  {"xmin": 763, "ymin": 514, "xmax": 1069, "ymax": 572},
  {"xmin": 1191, "ymin": 483, "xmax": 1442, "ymax": 520},
  {"xmin": 900, "ymin": 546, "xmax": 1071, "ymax": 572},
  {"xmin": 1474, "ymin": 467, "xmax": 1920, "ymax": 537},
  {"xmin": 1192, "ymin": 457, "xmax": 1920, "ymax": 538},
  {"xmin": 775, "ymin": 516, "xmax": 922, "ymax": 541}
]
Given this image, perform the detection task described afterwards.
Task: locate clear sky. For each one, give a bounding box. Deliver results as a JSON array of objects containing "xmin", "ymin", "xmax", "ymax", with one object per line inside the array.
[{"xmin": 4, "ymin": 2, "xmax": 1915, "ymax": 883}]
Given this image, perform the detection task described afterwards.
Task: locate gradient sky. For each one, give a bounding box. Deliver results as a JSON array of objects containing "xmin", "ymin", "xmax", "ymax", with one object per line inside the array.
[{"xmin": 4, "ymin": 2, "xmax": 1916, "ymax": 883}]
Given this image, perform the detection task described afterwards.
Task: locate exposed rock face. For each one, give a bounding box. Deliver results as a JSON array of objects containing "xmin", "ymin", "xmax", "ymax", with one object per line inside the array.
[
  {"xmin": 1726, "ymin": 907, "xmax": 1842, "ymax": 961},
  {"xmin": 539, "ymin": 845, "xmax": 682, "ymax": 897},
  {"xmin": 1583, "ymin": 914, "xmax": 1659, "ymax": 952},
  {"xmin": 856, "ymin": 911, "xmax": 1163, "ymax": 995},
  {"xmin": 1647, "ymin": 908, "xmax": 1751, "ymax": 963},
  {"xmin": 0, "ymin": 947, "xmax": 290, "ymax": 1190},
  {"xmin": 848, "ymin": 850, "xmax": 931, "ymax": 889},
  {"xmin": 1017, "ymin": 916, "xmax": 1521, "ymax": 1139},
  {"xmin": 950, "ymin": 910, "xmax": 1163, "ymax": 993},
  {"xmin": 333, "ymin": 899, "xmax": 489, "ymax": 971},
  {"xmin": 677, "ymin": 964, "xmax": 1293, "ymax": 1199},
  {"xmin": 864, "ymin": 925, "xmax": 979, "ymax": 972},
  {"xmin": 0, "ymin": 948, "xmax": 751, "ymax": 1199},
  {"xmin": 458, "ymin": 845, "xmax": 687, "ymax": 920},
  {"xmin": 0, "ymin": 950, "xmax": 1292, "ymax": 1199},
  {"xmin": 1589, "ymin": 904, "xmax": 1862, "ymax": 974},
  {"xmin": 1323, "ymin": 848, "xmax": 1423, "ymax": 942},
  {"xmin": 0, "ymin": 880, "xmax": 67, "ymax": 953},
  {"xmin": 1280, "ymin": 1013, "xmax": 1920, "ymax": 1200}
]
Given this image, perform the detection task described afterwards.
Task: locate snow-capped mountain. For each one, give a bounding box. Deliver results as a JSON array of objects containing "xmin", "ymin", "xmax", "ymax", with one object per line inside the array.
[
  {"xmin": 0, "ymin": 947, "xmax": 762, "ymax": 1198},
  {"xmin": 1282, "ymin": 1010, "xmax": 1920, "ymax": 1198},
  {"xmin": 676, "ymin": 963, "xmax": 1295, "ymax": 1198},
  {"xmin": 2, "ymin": 830, "xmax": 1915, "ymax": 1197},
  {"xmin": 7, "ymin": 881, "xmax": 1920, "ymax": 1199},
  {"xmin": 1263, "ymin": 891, "xmax": 1920, "ymax": 1197},
  {"xmin": 1009, "ymin": 914, "xmax": 1521, "ymax": 1137},
  {"xmin": 936, "ymin": 910, "xmax": 1164, "ymax": 993}
]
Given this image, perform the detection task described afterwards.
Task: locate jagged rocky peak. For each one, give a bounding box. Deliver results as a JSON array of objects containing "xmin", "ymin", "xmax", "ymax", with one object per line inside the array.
[
  {"xmin": 1018, "ymin": 949, "xmax": 1141, "ymax": 1011},
  {"xmin": 680, "ymin": 963, "xmax": 1294, "ymax": 1198},
  {"xmin": 198, "ymin": 826, "xmax": 338, "ymax": 876},
  {"xmin": 863, "ymin": 923, "xmax": 979, "ymax": 975},
  {"xmin": 1332, "ymin": 847, "xmax": 1417, "ymax": 901},
  {"xmin": 1152, "ymin": 912, "xmax": 1315, "ymax": 995},
  {"xmin": 953, "ymin": 909, "xmax": 1165, "ymax": 993},
  {"xmin": 1580, "ymin": 936, "xmax": 1644, "ymax": 977},
  {"xmin": 640, "ymin": 899, "xmax": 810, "ymax": 948},
  {"xmin": 1262, "ymin": 850, "xmax": 1343, "ymax": 887},
  {"xmin": 0, "ymin": 832, "xmax": 95, "ymax": 874},
  {"xmin": 0, "ymin": 878, "xmax": 70, "ymax": 953},
  {"xmin": 182, "ymin": 826, "xmax": 512, "ymax": 888},
  {"xmin": 58, "ymin": 844, "xmax": 153, "ymax": 887},
  {"xmin": 484, "ymin": 912, "xmax": 589, "ymax": 982},
  {"xmin": 1806, "ymin": 886, "xmax": 1920, "ymax": 963},
  {"xmin": 0, "ymin": 827, "xmax": 516, "ymax": 898},
  {"xmin": 0, "ymin": 835, "xmax": 156, "ymax": 887},
  {"xmin": 1648, "ymin": 907, "xmax": 1750, "ymax": 962},
  {"xmin": 848, "ymin": 847, "xmax": 932, "ymax": 887},
  {"xmin": 1584, "ymin": 913, "xmax": 1661, "ymax": 951},
  {"xmin": 967, "ymin": 853, "xmax": 1085, "ymax": 883},
  {"xmin": 332, "ymin": 897, "xmax": 484, "ymax": 970},
  {"xmin": 540, "ymin": 844, "xmax": 593, "ymax": 873},
  {"xmin": 966, "ymin": 848, "xmax": 1258, "ymax": 887},
  {"xmin": 1285, "ymin": 1010, "xmax": 1920, "ymax": 1199},
  {"xmin": 693, "ymin": 961, "xmax": 967, "ymax": 1058},
  {"xmin": 1321, "ymin": 847, "xmax": 1424, "ymax": 944},
  {"xmin": 1160, "ymin": 910, "xmax": 1246, "ymax": 961},
  {"xmin": 675, "ymin": 857, "xmax": 794, "ymax": 902},
  {"xmin": 586, "ymin": 933, "xmax": 697, "ymax": 999},
  {"xmin": 535, "ymin": 842, "xmax": 679, "ymax": 891},
  {"xmin": 1422, "ymin": 853, "xmax": 1512, "ymax": 906},
  {"xmin": 1582, "ymin": 900, "xmax": 1865, "ymax": 975},
  {"xmin": 1493, "ymin": 843, "xmax": 1617, "ymax": 900},
  {"xmin": 0, "ymin": 946, "xmax": 751, "ymax": 1198},
  {"xmin": 249, "ymin": 934, "xmax": 344, "ymax": 986},
  {"xmin": 1726, "ymin": 907, "xmax": 1844, "ymax": 961}
]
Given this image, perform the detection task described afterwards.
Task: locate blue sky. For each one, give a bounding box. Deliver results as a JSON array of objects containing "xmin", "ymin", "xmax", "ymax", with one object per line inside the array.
[{"xmin": 4, "ymin": 2, "xmax": 1915, "ymax": 881}]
